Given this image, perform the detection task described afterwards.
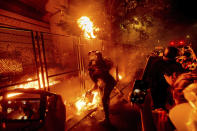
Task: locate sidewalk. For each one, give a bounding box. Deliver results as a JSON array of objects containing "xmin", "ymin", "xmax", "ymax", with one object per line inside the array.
[
  {"xmin": 49, "ymin": 74, "xmax": 138, "ymax": 131},
  {"xmin": 70, "ymin": 99, "xmax": 142, "ymax": 131}
]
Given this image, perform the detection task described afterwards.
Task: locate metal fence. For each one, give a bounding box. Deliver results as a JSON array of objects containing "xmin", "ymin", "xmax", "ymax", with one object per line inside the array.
[
  {"xmin": 0, "ymin": 26, "xmax": 38, "ymax": 89},
  {"xmin": 0, "ymin": 25, "xmax": 140, "ymax": 92},
  {"xmin": 0, "ymin": 26, "xmax": 79, "ymax": 91}
]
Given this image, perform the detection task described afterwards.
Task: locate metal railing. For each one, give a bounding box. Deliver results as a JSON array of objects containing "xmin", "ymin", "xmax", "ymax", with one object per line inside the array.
[{"xmin": 0, "ymin": 26, "xmax": 79, "ymax": 91}]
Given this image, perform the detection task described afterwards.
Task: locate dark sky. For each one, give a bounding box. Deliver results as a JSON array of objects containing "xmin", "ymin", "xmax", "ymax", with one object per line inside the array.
[{"xmin": 171, "ymin": 0, "xmax": 197, "ymax": 23}]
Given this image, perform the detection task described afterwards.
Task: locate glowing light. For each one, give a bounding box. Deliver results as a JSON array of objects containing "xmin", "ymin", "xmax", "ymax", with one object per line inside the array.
[
  {"xmin": 7, "ymin": 108, "xmax": 12, "ymax": 113},
  {"xmin": 7, "ymin": 93, "xmax": 23, "ymax": 98},
  {"xmin": 186, "ymin": 35, "xmax": 190, "ymax": 39},
  {"xmin": 170, "ymin": 41, "xmax": 175, "ymax": 46},
  {"xmin": 0, "ymin": 96, "xmax": 3, "ymax": 101},
  {"xmin": 118, "ymin": 75, "xmax": 123, "ymax": 80},
  {"xmin": 75, "ymin": 90, "xmax": 100, "ymax": 115},
  {"xmin": 179, "ymin": 41, "xmax": 185, "ymax": 45},
  {"xmin": 77, "ymin": 16, "xmax": 99, "ymax": 39}
]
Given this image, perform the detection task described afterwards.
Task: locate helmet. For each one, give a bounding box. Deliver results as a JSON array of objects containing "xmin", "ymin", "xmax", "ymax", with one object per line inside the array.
[
  {"xmin": 88, "ymin": 50, "xmax": 103, "ymax": 61},
  {"xmin": 164, "ymin": 46, "xmax": 179, "ymax": 60}
]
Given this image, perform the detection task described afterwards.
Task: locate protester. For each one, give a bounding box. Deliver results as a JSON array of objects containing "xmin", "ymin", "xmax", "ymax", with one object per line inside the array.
[
  {"xmin": 88, "ymin": 50, "xmax": 116, "ymax": 124},
  {"xmin": 149, "ymin": 46, "xmax": 184, "ymax": 110}
]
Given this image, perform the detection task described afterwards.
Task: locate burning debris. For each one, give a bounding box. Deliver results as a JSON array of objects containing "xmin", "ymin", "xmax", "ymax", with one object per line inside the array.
[{"xmin": 75, "ymin": 90, "xmax": 101, "ymax": 115}]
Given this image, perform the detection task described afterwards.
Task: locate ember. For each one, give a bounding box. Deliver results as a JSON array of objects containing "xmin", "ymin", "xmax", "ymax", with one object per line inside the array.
[{"xmin": 77, "ymin": 16, "xmax": 99, "ymax": 39}]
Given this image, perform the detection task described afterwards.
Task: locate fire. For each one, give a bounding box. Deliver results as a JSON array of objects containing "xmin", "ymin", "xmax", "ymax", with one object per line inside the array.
[
  {"xmin": 14, "ymin": 78, "xmax": 39, "ymax": 89},
  {"xmin": 7, "ymin": 93, "xmax": 23, "ymax": 98},
  {"xmin": 77, "ymin": 16, "xmax": 99, "ymax": 39},
  {"xmin": 75, "ymin": 90, "xmax": 100, "ymax": 115},
  {"xmin": 75, "ymin": 98, "xmax": 86, "ymax": 112},
  {"xmin": 13, "ymin": 73, "xmax": 58, "ymax": 90}
]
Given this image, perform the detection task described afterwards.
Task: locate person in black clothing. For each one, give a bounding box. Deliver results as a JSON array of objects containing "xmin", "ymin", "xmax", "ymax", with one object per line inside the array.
[
  {"xmin": 149, "ymin": 46, "xmax": 184, "ymax": 110},
  {"xmin": 88, "ymin": 51, "xmax": 116, "ymax": 124}
]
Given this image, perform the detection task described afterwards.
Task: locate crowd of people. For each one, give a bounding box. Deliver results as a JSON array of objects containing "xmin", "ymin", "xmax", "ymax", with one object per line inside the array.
[
  {"xmin": 139, "ymin": 44, "xmax": 197, "ymax": 131},
  {"xmin": 86, "ymin": 44, "xmax": 197, "ymax": 130}
]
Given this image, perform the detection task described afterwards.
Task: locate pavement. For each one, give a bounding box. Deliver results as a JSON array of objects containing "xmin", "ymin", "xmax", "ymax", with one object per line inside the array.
[
  {"xmin": 69, "ymin": 99, "xmax": 142, "ymax": 131},
  {"xmin": 49, "ymin": 74, "xmax": 142, "ymax": 131}
]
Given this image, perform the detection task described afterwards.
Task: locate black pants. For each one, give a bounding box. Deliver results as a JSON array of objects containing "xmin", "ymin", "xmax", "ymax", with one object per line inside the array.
[
  {"xmin": 101, "ymin": 75, "xmax": 116, "ymax": 120},
  {"xmin": 102, "ymin": 84, "xmax": 114, "ymax": 120},
  {"xmin": 151, "ymin": 88, "xmax": 173, "ymax": 110}
]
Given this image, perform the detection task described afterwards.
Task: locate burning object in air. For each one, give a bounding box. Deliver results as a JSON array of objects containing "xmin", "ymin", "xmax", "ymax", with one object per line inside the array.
[{"xmin": 77, "ymin": 16, "xmax": 99, "ymax": 39}]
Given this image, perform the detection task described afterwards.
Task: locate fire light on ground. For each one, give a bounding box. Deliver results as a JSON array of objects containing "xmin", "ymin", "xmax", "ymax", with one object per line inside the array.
[
  {"xmin": 75, "ymin": 90, "xmax": 100, "ymax": 115},
  {"xmin": 77, "ymin": 16, "xmax": 99, "ymax": 39}
]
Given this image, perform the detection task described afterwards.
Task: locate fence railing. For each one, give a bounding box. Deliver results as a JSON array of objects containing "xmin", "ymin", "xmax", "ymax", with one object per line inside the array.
[{"xmin": 0, "ymin": 26, "xmax": 79, "ymax": 91}]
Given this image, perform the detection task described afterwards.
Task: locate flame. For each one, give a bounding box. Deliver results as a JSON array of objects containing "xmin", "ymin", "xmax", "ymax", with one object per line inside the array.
[
  {"xmin": 7, "ymin": 93, "xmax": 23, "ymax": 98},
  {"xmin": 77, "ymin": 16, "xmax": 99, "ymax": 39},
  {"xmin": 13, "ymin": 73, "xmax": 58, "ymax": 90},
  {"xmin": 75, "ymin": 98, "xmax": 86, "ymax": 112},
  {"xmin": 75, "ymin": 90, "xmax": 100, "ymax": 115},
  {"xmin": 90, "ymin": 91, "xmax": 99, "ymax": 105}
]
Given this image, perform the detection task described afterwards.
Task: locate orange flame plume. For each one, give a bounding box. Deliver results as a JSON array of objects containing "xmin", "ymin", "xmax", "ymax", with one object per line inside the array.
[{"xmin": 77, "ymin": 16, "xmax": 99, "ymax": 39}]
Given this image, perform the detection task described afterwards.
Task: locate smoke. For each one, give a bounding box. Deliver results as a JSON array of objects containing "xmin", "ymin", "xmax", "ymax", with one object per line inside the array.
[
  {"xmin": 103, "ymin": 0, "xmax": 197, "ymax": 84},
  {"xmin": 45, "ymin": 0, "xmax": 197, "ymax": 98}
]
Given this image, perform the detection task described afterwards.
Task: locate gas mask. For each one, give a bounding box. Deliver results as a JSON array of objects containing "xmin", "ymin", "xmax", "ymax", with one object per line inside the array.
[{"xmin": 88, "ymin": 50, "xmax": 102, "ymax": 61}]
